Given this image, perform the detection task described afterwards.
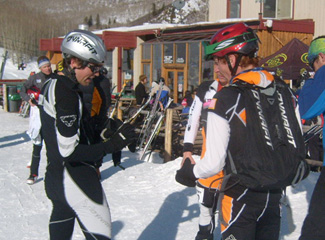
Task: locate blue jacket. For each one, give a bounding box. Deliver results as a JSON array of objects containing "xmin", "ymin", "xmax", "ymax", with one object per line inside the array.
[{"xmin": 298, "ymin": 65, "xmax": 325, "ymax": 165}]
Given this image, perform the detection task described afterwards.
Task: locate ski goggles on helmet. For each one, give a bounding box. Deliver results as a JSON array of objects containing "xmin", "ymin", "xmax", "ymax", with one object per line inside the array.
[{"xmin": 203, "ymin": 31, "xmax": 259, "ymax": 60}]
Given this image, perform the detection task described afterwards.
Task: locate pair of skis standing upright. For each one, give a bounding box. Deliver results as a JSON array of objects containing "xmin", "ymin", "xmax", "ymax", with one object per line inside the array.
[{"xmin": 108, "ymin": 81, "xmax": 173, "ymax": 162}]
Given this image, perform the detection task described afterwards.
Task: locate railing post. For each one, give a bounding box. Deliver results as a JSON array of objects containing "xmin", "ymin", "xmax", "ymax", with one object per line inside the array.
[
  {"xmin": 164, "ymin": 108, "xmax": 173, "ymax": 162},
  {"xmin": 3, "ymin": 84, "xmax": 8, "ymax": 112}
]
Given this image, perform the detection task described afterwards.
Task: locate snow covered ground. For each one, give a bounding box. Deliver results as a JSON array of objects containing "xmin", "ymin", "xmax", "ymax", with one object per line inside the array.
[{"xmin": 0, "ymin": 108, "xmax": 321, "ymax": 240}]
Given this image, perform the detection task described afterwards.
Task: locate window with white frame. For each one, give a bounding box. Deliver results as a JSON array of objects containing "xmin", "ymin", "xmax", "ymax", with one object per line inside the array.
[
  {"xmin": 263, "ymin": 0, "xmax": 292, "ymax": 19},
  {"xmin": 228, "ymin": 0, "xmax": 241, "ymax": 18}
]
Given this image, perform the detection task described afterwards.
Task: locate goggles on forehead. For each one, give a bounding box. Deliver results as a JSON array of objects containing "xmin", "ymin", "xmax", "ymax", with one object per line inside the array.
[{"xmin": 203, "ymin": 31, "xmax": 258, "ymax": 59}]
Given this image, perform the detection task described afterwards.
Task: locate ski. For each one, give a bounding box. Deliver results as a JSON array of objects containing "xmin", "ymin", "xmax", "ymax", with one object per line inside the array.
[
  {"xmin": 100, "ymin": 96, "xmax": 152, "ymax": 140},
  {"xmin": 125, "ymin": 96, "xmax": 152, "ymax": 124},
  {"xmin": 19, "ymin": 101, "xmax": 30, "ymax": 118},
  {"xmin": 137, "ymin": 81, "xmax": 164, "ymax": 150},
  {"xmin": 109, "ymin": 82, "xmax": 127, "ymax": 119},
  {"xmin": 304, "ymin": 125, "xmax": 323, "ymax": 143},
  {"xmin": 140, "ymin": 97, "xmax": 173, "ymax": 161}
]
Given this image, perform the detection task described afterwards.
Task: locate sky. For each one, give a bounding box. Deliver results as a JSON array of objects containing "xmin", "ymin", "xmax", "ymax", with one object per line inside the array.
[{"xmin": 0, "ymin": 48, "xmax": 322, "ymax": 239}]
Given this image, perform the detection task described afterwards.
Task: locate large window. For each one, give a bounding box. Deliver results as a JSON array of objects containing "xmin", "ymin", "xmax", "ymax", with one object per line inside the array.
[
  {"xmin": 228, "ymin": 0, "xmax": 241, "ymax": 18},
  {"xmin": 143, "ymin": 63, "xmax": 151, "ymax": 83},
  {"xmin": 142, "ymin": 44, "xmax": 151, "ymax": 60},
  {"xmin": 164, "ymin": 43, "xmax": 174, "ymax": 63},
  {"xmin": 142, "ymin": 41, "xmax": 211, "ymax": 93},
  {"xmin": 152, "ymin": 44, "xmax": 162, "ymax": 82},
  {"xmin": 176, "ymin": 43, "xmax": 186, "ymax": 64},
  {"xmin": 122, "ymin": 49, "xmax": 134, "ymax": 81},
  {"xmin": 263, "ymin": 0, "xmax": 292, "ymax": 19},
  {"xmin": 104, "ymin": 50, "xmax": 113, "ymax": 86},
  {"xmin": 188, "ymin": 42, "xmax": 200, "ymax": 92}
]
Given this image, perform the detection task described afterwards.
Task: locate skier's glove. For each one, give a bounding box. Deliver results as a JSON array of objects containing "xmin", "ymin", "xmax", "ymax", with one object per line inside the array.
[
  {"xmin": 175, "ymin": 158, "xmax": 197, "ymax": 187},
  {"xmin": 103, "ymin": 123, "xmax": 137, "ymax": 153},
  {"xmin": 100, "ymin": 118, "xmax": 123, "ymax": 140},
  {"xmin": 112, "ymin": 151, "xmax": 121, "ymax": 167}
]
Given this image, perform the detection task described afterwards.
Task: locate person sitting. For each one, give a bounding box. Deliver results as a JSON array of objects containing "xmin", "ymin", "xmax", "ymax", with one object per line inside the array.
[{"xmin": 181, "ymin": 90, "xmax": 193, "ymax": 114}]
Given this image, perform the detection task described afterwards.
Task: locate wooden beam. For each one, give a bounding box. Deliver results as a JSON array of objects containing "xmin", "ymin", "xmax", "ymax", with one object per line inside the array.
[{"xmin": 164, "ymin": 108, "xmax": 173, "ymax": 162}]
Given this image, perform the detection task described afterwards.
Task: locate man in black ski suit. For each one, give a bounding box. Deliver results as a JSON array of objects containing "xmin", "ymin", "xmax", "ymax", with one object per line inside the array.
[{"xmin": 38, "ymin": 29, "xmax": 136, "ymax": 240}]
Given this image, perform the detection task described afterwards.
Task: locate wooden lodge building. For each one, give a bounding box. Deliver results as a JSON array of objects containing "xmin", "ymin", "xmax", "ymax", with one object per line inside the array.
[{"xmin": 39, "ymin": 18, "xmax": 314, "ymax": 103}]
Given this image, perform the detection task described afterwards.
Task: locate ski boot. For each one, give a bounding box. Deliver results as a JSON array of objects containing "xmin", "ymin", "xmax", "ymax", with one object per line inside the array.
[{"xmin": 26, "ymin": 174, "xmax": 38, "ymax": 185}]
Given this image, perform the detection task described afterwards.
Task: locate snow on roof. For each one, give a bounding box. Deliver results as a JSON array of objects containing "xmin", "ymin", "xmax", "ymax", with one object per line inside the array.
[{"xmin": 92, "ymin": 18, "xmax": 259, "ymax": 34}]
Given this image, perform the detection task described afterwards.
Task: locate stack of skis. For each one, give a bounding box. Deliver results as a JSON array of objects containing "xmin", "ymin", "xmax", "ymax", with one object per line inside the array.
[{"xmin": 109, "ymin": 81, "xmax": 173, "ymax": 162}]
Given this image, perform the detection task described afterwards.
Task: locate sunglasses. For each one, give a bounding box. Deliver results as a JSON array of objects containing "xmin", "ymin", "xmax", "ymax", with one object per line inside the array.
[{"xmin": 86, "ymin": 63, "xmax": 101, "ymax": 73}]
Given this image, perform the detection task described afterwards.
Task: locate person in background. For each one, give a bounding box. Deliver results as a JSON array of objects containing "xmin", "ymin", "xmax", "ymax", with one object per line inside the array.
[
  {"xmin": 181, "ymin": 76, "xmax": 228, "ymax": 240},
  {"xmin": 298, "ymin": 36, "xmax": 325, "ymax": 240},
  {"xmin": 135, "ymin": 74, "xmax": 148, "ymax": 106},
  {"xmin": 98, "ymin": 67, "xmax": 112, "ymax": 112},
  {"xmin": 79, "ymin": 68, "xmax": 112, "ymax": 178},
  {"xmin": 181, "ymin": 90, "xmax": 193, "ymax": 114},
  {"xmin": 38, "ymin": 29, "xmax": 136, "ymax": 240},
  {"xmin": 20, "ymin": 56, "xmax": 56, "ymax": 185}
]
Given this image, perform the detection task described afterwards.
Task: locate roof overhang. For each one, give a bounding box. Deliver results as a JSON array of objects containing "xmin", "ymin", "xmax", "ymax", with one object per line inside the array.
[{"xmin": 39, "ymin": 18, "xmax": 314, "ymax": 51}]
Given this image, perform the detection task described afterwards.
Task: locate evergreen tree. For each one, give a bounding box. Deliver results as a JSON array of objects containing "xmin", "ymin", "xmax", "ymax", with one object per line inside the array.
[
  {"xmin": 152, "ymin": 3, "xmax": 156, "ymax": 16},
  {"xmin": 88, "ymin": 15, "xmax": 93, "ymax": 27},
  {"xmin": 96, "ymin": 14, "xmax": 100, "ymax": 29},
  {"xmin": 84, "ymin": 16, "xmax": 88, "ymax": 25},
  {"xmin": 170, "ymin": 7, "xmax": 176, "ymax": 23}
]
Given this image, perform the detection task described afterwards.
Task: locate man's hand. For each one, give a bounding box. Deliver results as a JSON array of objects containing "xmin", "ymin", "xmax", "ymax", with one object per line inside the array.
[
  {"xmin": 175, "ymin": 158, "xmax": 197, "ymax": 187},
  {"xmin": 182, "ymin": 151, "xmax": 196, "ymax": 166},
  {"xmin": 28, "ymin": 98, "xmax": 36, "ymax": 107},
  {"xmin": 103, "ymin": 123, "xmax": 137, "ymax": 153}
]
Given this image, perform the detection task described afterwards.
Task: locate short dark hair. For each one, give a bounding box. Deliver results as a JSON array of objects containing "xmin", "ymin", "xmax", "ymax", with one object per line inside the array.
[{"xmin": 139, "ymin": 74, "xmax": 147, "ymax": 82}]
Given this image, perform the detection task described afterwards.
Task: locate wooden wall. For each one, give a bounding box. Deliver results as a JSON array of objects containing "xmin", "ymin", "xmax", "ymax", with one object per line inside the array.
[{"xmin": 257, "ymin": 30, "xmax": 313, "ymax": 59}]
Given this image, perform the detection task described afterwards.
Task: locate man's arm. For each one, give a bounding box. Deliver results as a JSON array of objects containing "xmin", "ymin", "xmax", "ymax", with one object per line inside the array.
[
  {"xmin": 193, "ymin": 112, "xmax": 229, "ymax": 179},
  {"xmin": 20, "ymin": 75, "xmax": 36, "ymax": 102},
  {"xmin": 299, "ymin": 66, "xmax": 325, "ymax": 118}
]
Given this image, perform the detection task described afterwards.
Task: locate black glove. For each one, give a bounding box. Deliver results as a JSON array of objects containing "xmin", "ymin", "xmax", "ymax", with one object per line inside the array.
[
  {"xmin": 112, "ymin": 151, "xmax": 121, "ymax": 167},
  {"xmin": 100, "ymin": 117, "xmax": 123, "ymax": 140},
  {"xmin": 127, "ymin": 141, "xmax": 137, "ymax": 153},
  {"xmin": 175, "ymin": 158, "xmax": 197, "ymax": 187},
  {"xmin": 103, "ymin": 122, "xmax": 137, "ymax": 153}
]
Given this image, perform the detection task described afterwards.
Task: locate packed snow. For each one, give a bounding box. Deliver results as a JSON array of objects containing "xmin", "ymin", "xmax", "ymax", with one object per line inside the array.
[{"xmin": 0, "ymin": 48, "xmax": 321, "ymax": 239}]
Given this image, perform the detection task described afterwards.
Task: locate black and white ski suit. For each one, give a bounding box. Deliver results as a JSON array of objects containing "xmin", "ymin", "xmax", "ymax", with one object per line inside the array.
[
  {"xmin": 183, "ymin": 80, "xmax": 225, "ymax": 239},
  {"xmin": 39, "ymin": 73, "xmax": 116, "ymax": 240}
]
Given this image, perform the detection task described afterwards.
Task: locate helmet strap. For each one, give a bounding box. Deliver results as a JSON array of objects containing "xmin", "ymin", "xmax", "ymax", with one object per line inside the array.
[
  {"xmin": 225, "ymin": 54, "xmax": 243, "ymax": 76},
  {"xmin": 65, "ymin": 65, "xmax": 78, "ymax": 83}
]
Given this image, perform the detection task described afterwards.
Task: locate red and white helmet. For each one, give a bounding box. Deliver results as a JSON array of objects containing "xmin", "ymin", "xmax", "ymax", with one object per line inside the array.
[
  {"xmin": 204, "ymin": 22, "xmax": 259, "ymax": 60},
  {"xmin": 27, "ymin": 86, "xmax": 40, "ymax": 101}
]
